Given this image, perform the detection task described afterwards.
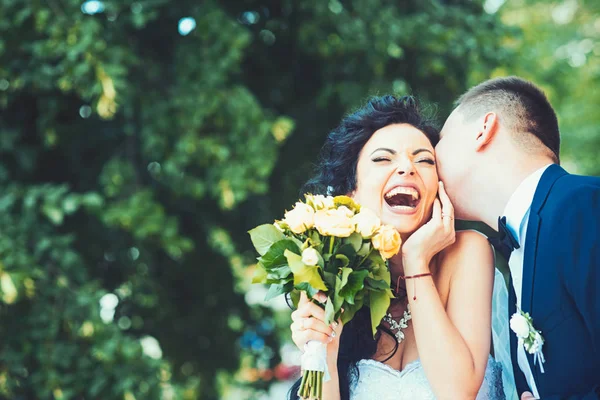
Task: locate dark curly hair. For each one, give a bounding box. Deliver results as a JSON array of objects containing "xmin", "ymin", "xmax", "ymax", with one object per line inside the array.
[
  {"xmin": 289, "ymin": 95, "xmax": 440, "ymax": 400},
  {"xmin": 302, "ymin": 95, "xmax": 440, "ymax": 197}
]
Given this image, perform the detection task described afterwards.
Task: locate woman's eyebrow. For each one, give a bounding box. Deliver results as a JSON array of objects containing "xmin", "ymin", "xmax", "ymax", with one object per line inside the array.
[
  {"xmin": 412, "ymin": 148, "xmax": 433, "ymax": 156},
  {"xmin": 370, "ymin": 148, "xmax": 396, "ymax": 156}
]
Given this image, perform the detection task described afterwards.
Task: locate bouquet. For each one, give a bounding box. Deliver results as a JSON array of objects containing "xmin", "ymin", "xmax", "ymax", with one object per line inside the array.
[{"xmin": 248, "ymin": 194, "xmax": 400, "ymax": 400}]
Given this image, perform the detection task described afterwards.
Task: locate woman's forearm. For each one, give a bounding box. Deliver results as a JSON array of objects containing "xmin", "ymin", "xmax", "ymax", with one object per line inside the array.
[
  {"xmin": 405, "ymin": 259, "xmax": 482, "ymax": 399},
  {"xmin": 322, "ymin": 362, "xmax": 341, "ymax": 400}
]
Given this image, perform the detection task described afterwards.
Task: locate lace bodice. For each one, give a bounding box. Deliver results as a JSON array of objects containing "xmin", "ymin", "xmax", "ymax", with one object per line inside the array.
[{"xmin": 350, "ymin": 355, "xmax": 506, "ymax": 399}]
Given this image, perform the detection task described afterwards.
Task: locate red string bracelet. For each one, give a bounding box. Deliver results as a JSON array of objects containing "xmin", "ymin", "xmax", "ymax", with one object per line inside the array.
[{"xmin": 396, "ymin": 273, "xmax": 433, "ymax": 300}]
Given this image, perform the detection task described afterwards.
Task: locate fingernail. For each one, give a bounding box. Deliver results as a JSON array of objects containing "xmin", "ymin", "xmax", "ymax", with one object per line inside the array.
[
  {"xmin": 332, "ymin": 321, "xmax": 339, "ymax": 328},
  {"xmin": 341, "ymin": 307, "xmax": 345, "ymax": 313}
]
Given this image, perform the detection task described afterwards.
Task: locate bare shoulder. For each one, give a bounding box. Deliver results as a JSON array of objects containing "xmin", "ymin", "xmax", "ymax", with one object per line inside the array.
[{"xmin": 438, "ymin": 230, "xmax": 495, "ymax": 277}]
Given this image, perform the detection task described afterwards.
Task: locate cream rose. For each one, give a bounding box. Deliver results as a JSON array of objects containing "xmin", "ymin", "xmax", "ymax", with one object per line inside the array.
[
  {"xmin": 301, "ymin": 247, "xmax": 320, "ymax": 266},
  {"xmin": 510, "ymin": 313, "xmax": 530, "ymax": 339},
  {"xmin": 283, "ymin": 202, "xmax": 315, "ymax": 234},
  {"xmin": 314, "ymin": 208, "xmax": 355, "ymax": 237},
  {"xmin": 353, "ymin": 207, "xmax": 381, "ymax": 238},
  {"xmin": 337, "ymin": 205, "xmax": 354, "ymax": 218},
  {"xmin": 371, "ymin": 225, "xmax": 402, "ymax": 259},
  {"xmin": 307, "ymin": 194, "xmax": 335, "ymax": 210}
]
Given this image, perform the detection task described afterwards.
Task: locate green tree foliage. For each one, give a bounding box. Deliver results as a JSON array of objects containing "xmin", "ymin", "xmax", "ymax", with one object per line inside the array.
[
  {"xmin": 482, "ymin": 0, "xmax": 600, "ymax": 174},
  {"xmin": 0, "ymin": 0, "xmax": 520, "ymax": 398}
]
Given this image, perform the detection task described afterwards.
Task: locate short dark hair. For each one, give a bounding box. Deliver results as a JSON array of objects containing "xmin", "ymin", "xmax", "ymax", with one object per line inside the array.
[
  {"xmin": 455, "ymin": 76, "xmax": 560, "ymax": 163},
  {"xmin": 303, "ymin": 95, "xmax": 439, "ymax": 196}
]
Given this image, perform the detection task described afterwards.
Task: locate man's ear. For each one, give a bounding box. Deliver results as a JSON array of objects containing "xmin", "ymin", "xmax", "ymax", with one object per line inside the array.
[{"xmin": 475, "ymin": 112, "xmax": 498, "ymax": 152}]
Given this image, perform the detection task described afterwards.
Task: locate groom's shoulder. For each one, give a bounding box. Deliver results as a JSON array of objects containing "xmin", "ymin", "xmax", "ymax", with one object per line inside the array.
[
  {"xmin": 555, "ymin": 171, "xmax": 600, "ymax": 188},
  {"xmin": 551, "ymin": 172, "xmax": 600, "ymax": 197},
  {"xmin": 545, "ymin": 172, "xmax": 600, "ymax": 214}
]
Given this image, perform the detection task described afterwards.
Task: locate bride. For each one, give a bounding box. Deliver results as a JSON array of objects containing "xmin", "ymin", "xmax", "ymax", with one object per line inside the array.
[{"xmin": 288, "ymin": 95, "xmax": 507, "ymax": 399}]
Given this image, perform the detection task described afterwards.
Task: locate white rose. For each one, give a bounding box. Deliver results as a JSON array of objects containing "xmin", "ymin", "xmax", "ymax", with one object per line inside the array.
[
  {"xmin": 314, "ymin": 208, "xmax": 355, "ymax": 237},
  {"xmin": 301, "ymin": 247, "xmax": 320, "ymax": 266},
  {"xmin": 510, "ymin": 313, "xmax": 530, "ymax": 339},
  {"xmin": 284, "ymin": 202, "xmax": 315, "ymax": 234},
  {"xmin": 353, "ymin": 207, "xmax": 381, "ymax": 238}
]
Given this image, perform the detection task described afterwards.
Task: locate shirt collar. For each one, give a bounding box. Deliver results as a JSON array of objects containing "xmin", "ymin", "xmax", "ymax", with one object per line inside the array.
[{"xmin": 502, "ymin": 164, "xmax": 553, "ymax": 244}]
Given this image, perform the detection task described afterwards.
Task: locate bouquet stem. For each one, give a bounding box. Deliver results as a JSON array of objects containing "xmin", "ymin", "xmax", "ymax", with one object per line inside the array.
[
  {"xmin": 298, "ymin": 341, "xmax": 328, "ymax": 399},
  {"xmin": 298, "ymin": 370, "xmax": 323, "ymax": 399}
]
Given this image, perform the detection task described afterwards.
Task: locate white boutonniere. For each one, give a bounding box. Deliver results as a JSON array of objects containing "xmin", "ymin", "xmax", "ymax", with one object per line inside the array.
[{"xmin": 510, "ymin": 308, "xmax": 546, "ymax": 373}]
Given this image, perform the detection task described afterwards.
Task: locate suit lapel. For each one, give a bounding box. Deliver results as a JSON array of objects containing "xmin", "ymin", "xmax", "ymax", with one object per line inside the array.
[
  {"xmin": 520, "ymin": 165, "xmax": 568, "ymax": 379},
  {"xmin": 521, "ymin": 213, "xmax": 540, "ymax": 314},
  {"xmin": 521, "ymin": 164, "xmax": 567, "ymax": 314}
]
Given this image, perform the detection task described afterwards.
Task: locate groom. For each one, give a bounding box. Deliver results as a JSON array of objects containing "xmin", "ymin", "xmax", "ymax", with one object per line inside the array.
[{"xmin": 435, "ymin": 76, "xmax": 600, "ymax": 399}]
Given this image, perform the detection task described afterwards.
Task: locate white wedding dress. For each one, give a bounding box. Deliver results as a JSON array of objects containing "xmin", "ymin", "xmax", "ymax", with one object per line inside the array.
[
  {"xmin": 349, "ymin": 268, "xmax": 516, "ymax": 400},
  {"xmin": 350, "ymin": 355, "xmax": 505, "ymax": 399}
]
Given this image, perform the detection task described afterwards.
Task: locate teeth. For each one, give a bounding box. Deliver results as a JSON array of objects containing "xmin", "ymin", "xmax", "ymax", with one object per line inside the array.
[{"xmin": 385, "ymin": 186, "xmax": 420, "ymax": 200}]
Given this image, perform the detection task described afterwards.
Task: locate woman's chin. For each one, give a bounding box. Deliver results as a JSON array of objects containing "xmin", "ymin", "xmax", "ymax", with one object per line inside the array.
[
  {"xmin": 381, "ymin": 210, "xmax": 422, "ymax": 233},
  {"xmin": 383, "ymin": 220, "xmax": 420, "ymax": 237}
]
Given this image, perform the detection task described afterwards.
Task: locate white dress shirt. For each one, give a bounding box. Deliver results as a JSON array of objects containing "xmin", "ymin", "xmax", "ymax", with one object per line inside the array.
[{"xmin": 502, "ymin": 164, "xmax": 552, "ymax": 399}]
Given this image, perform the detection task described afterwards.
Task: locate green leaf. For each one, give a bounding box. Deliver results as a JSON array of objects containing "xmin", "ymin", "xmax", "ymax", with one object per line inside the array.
[
  {"xmin": 251, "ymin": 263, "xmax": 267, "ymax": 284},
  {"xmin": 338, "ymin": 267, "xmax": 352, "ymax": 290},
  {"xmin": 285, "ymin": 249, "xmax": 328, "ymax": 292},
  {"xmin": 371, "ymin": 262, "xmax": 391, "ymax": 286},
  {"xmin": 264, "ymin": 283, "xmax": 291, "ymax": 301},
  {"xmin": 335, "ymin": 254, "xmax": 350, "ymax": 268},
  {"xmin": 294, "ymin": 282, "xmax": 320, "ymax": 299},
  {"xmin": 309, "ymin": 230, "xmax": 322, "ymax": 247},
  {"xmin": 340, "ymin": 297, "xmax": 363, "ymax": 325},
  {"xmin": 248, "ymin": 224, "xmax": 286, "ymax": 256},
  {"xmin": 323, "ymin": 271, "xmax": 337, "ymax": 289},
  {"xmin": 339, "ymin": 270, "xmax": 368, "ymax": 304},
  {"xmin": 259, "ymin": 239, "xmax": 299, "ymax": 268},
  {"xmin": 289, "ymin": 290, "xmax": 301, "ymax": 308},
  {"xmin": 324, "ymin": 297, "xmax": 335, "ymax": 325},
  {"xmin": 290, "ymin": 236, "xmax": 304, "ymax": 251},
  {"xmin": 369, "ymin": 289, "xmax": 392, "ymax": 337},
  {"xmin": 266, "ymin": 264, "xmax": 292, "ymax": 280},
  {"xmin": 365, "ymin": 277, "xmax": 389, "ymax": 291},
  {"xmin": 333, "ymin": 276, "xmax": 344, "ymax": 311},
  {"xmin": 345, "ymin": 232, "xmax": 363, "ymax": 252},
  {"xmin": 357, "ymin": 242, "xmax": 371, "ymax": 257},
  {"xmin": 336, "ymin": 243, "xmax": 357, "ymax": 260}
]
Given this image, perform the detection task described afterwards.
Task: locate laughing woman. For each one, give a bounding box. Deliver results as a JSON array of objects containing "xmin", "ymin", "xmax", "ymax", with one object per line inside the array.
[{"xmin": 288, "ymin": 96, "xmax": 505, "ymax": 400}]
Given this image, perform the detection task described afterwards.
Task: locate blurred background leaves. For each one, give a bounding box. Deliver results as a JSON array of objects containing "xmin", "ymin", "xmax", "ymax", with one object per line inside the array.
[{"xmin": 0, "ymin": 0, "xmax": 597, "ymax": 398}]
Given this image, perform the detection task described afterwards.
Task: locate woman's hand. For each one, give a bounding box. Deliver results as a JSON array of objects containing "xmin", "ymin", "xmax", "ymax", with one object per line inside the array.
[
  {"xmin": 290, "ymin": 291, "xmax": 342, "ymax": 365},
  {"xmin": 401, "ymin": 181, "xmax": 456, "ymax": 270}
]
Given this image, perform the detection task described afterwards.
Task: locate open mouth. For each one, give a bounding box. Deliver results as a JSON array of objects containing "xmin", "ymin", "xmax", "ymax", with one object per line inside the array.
[{"xmin": 384, "ymin": 186, "xmax": 420, "ymax": 210}]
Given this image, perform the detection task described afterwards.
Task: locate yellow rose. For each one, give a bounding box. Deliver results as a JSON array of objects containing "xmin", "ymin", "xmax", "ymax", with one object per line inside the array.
[
  {"xmin": 353, "ymin": 207, "xmax": 381, "ymax": 238},
  {"xmin": 372, "ymin": 225, "xmax": 402, "ymax": 259},
  {"xmin": 314, "ymin": 207, "xmax": 355, "ymax": 237},
  {"xmin": 283, "ymin": 202, "xmax": 315, "ymax": 234}
]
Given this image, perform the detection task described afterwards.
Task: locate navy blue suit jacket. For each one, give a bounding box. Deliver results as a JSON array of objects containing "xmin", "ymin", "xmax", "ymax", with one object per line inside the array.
[{"xmin": 510, "ymin": 164, "xmax": 600, "ymax": 399}]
